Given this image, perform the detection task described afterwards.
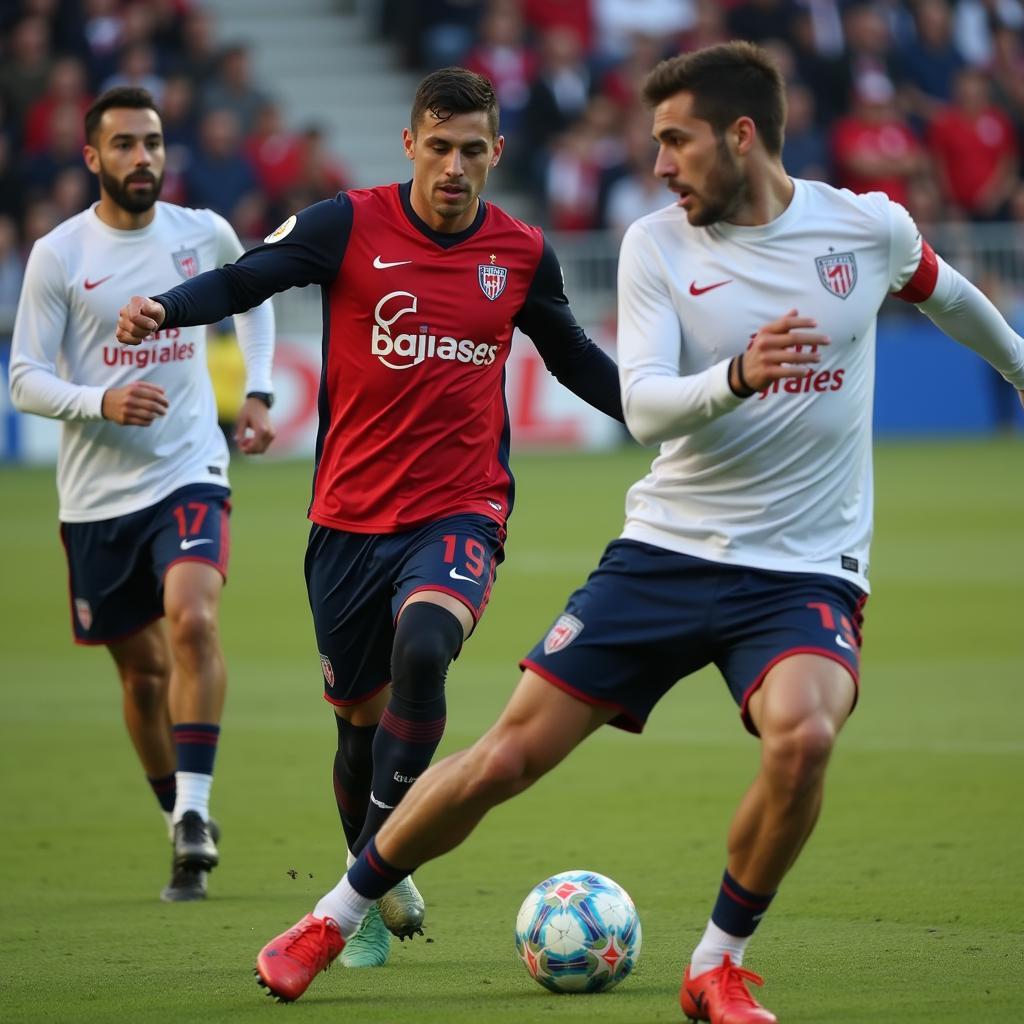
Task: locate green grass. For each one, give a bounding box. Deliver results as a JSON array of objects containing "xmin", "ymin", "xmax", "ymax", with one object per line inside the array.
[{"xmin": 1, "ymin": 440, "xmax": 1022, "ymax": 1022}]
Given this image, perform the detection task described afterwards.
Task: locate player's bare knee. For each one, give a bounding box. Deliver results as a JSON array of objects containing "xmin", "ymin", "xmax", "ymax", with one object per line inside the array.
[
  {"xmin": 166, "ymin": 603, "xmax": 218, "ymax": 653},
  {"xmin": 120, "ymin": 667, "xmax": 168, "ymax": 716},
  {"xmin": 466, "ymin": 731, "xmax": 534, "ymax": 803},
  {"xmin": 763, "ymin": 714, "xmax": 836, "ymax": 795}
]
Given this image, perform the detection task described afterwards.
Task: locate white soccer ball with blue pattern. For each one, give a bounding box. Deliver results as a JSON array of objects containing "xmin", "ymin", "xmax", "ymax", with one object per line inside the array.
[{"xmin": 514, "ymin": 870, "xmax": 642, "ymax": 993}]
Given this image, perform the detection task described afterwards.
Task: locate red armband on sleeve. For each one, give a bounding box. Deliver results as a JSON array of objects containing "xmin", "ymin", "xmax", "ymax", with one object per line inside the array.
[{"xmin": 892, "ymin": 239, "xmax": 938, "ymax": 303}]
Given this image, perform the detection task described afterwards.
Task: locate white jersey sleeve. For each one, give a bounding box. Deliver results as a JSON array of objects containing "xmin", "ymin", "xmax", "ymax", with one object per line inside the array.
[
  {"xmin": 883, "ymin": 198, "xmax": 1024, "ymax": 388},
  {"xmin": 617, "ymin": 219, "xmax": 744, "ymax": 445},
  {"xmin": 885, "ymin": 199, "xmax": 924, "ymax": 294},
  {"xmin": 210, "ymin": 212, "xmax": 275, "ymax": 394},
  {"xmin": 9, "ymin": 239, "xmax": 106, "ymax": 421}
]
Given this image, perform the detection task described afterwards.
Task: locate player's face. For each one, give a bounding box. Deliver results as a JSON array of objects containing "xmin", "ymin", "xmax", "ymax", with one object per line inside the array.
[
  {"xmin": 84, "ymin": 107, "xmax": 166, "ymax": 214},
  {"xmin": 404, "ymin": 110, "xmax": 504, "ymax": 232},
  {"xmin": 651, "ymin": 91, "xmax": 749, "ymax": 227}
]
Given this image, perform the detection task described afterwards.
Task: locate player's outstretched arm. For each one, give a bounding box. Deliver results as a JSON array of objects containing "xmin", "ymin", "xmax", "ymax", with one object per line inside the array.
[
  {"xmin": 100, "ymin": 381, "xmax": 168, "ymax": 425},
  {"xmin": 116, "ymin": 296, "xmax": 166, "ymax": 345},
  {"xmin": 234, "ymin": 395, "xmax": 275, "ymax": 454}
]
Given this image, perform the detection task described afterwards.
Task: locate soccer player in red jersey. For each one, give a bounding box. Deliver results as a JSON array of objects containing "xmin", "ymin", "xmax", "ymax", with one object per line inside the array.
[
  {"xmin": 243, "ymin": 44, "xmax": 1023, "ymax": 1016},
  {"xmin": 117, "ymin": 69, "xmax": 623, "ymax": 965}
]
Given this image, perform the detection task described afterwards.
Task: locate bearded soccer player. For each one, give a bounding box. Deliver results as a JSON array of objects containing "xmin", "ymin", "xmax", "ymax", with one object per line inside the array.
[
  {"xmin": 9, "ymin": 87, "xmax": 276, "ymax": 902},
  {"xmin": 116, "ymin": 69, "xmax": 623, "ymax": 965},
  {"xmin": 246, "ymin": 43, "xmax": 1024, "ymax": 1017}
]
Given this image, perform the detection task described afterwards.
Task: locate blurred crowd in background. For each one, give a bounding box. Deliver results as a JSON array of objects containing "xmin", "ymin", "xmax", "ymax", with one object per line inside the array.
[{"xmin": 2, "ymin": 0, "xmax": 1024, "ymax": 337}]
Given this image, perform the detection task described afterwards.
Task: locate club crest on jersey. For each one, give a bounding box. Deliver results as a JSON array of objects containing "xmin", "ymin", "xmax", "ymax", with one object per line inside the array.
[
  {"xmin": 74, "ymin": 598, "xmax": 92, "ymax": 631},
  {"xmin": 319, "ymin": 653, "xmax": 335, "ymax": 687},
  {"xmin": 543, "ymin": 613, "xmax": 583, "ymax": 655},
  {"xmin": 815, "ymin": 252, "xmax": 857, "ymax": 299},
  {"xmin": 478, "ymin": 263, "xmax": 508, "ymax": 301},
  {"xmin": 172, "ymin": 247, "xmax": 199, "ymax": 280}
]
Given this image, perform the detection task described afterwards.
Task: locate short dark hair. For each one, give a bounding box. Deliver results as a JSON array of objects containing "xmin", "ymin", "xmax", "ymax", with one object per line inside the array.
[
  {"xmin": 410, "ymin": 67, "xmax": 499, "ymax": 138},
  {"xmin": 84, "ymin": 86, "xmax": 161, "ymax": 144},
  {"xmin": 642, "ymin": 41, "xmax": 786, "ymax": 156}
]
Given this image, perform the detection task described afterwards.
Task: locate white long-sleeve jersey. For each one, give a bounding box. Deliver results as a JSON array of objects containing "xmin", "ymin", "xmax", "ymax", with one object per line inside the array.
[
  {"xmin": 9, "ymin": 202, "xmax": 275, "ymax": 522},
  {"xmin": 617, "ymin": 179, "xmax": 1024, "ymax": 591}
]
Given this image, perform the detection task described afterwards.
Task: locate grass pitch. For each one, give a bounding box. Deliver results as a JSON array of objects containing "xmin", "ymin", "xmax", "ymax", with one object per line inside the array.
[{"xmin": 1, "ymin": 440, "xmax": 1021, "ymax": 1022}]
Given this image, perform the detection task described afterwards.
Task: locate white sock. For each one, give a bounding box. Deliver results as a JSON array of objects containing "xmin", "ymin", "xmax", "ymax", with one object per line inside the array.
[
  {"xmin": 690, "ymin": 919, "xmax": 751, "ymax": 977},
  {"xmin": 172, "ymin": 771, "xmax": 212, "ymax": 823},
  {"xmin": 162, "ymin": 810, "xmax": 174, "ymax": 841},
  {"xmin": 346, "ymin": 849, "xmax": 356, "ymax": 869},
  {"xmin": 314, "ymin": 874, "xmax": 375, "ymax": 939}
]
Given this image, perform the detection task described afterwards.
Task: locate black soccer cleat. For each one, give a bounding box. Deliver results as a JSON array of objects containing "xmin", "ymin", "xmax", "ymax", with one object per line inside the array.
[
  {"xmin": 161, "ymin": 862, "xmax": 209, "ymax": 902},
  {"xmin": 172, "ymin": 810, "xmax": 219, "ymax": 871}
]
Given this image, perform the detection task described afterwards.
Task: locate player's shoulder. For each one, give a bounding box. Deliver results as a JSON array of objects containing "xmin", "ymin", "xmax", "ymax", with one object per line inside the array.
[
  {"xmin": 795, "ymin": 178, "xmax": 894, "ymax": 224},
  {"xmin": 34, "ymin": 206, "xmax": 96, "ymax": 251},
  {"xmin": 480, "ymin": 199, "xmax": 544, "ymax": 243},
  {"xmin": 154, "ymin": 200, "xmax": 224, "ymax": 236}
]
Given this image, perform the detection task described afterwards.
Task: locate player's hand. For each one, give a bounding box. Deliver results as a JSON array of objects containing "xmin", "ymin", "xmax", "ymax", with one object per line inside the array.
[
  {"xmin": 116, "ymin": 295, "xmax": 166, "ymax": 345},
  {"xmin": 734, "ymin": 309, "xmax": 831, "ymax": 394},
  {"xmin": 101, "ymin": 382, "xmax": 169, "ymax": 426},
  {"xmin": 1018, "ymin": 389, "xmax": 1023, "ymax": 411},
  {"xmin": 235, "ymin": 396, "xmax": 276, "ymax": 454}
]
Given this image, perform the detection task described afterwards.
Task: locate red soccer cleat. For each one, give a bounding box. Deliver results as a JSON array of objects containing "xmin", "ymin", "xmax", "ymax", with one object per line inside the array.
[
  {"xmin": 680, "ymin": 954, "xmax": 777, "ymax": 1023},
  {"xmin": 255, "ymin": 913, "xmax": 346, "ymax": 1002}
]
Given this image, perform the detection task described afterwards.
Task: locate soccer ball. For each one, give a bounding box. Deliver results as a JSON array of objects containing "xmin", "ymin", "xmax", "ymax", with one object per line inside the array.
[{"xmin": 514, "ymin": 870, "xmax": 642, "ymax": 993}]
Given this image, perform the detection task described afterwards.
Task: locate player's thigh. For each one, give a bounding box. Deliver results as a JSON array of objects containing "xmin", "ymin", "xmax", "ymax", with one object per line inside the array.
[
  {"xmin": 715, "ymin": 569, "xmax": 866, "ymax": 736},
  {"xmin": 747, "ymin": 653, "xmax": 857, "ymax": 741},
  {"xmin": 522, "ymin": 540, "xmax": 715, "ymax": 734},
  {"xmin": 60, "ymin": 513, "xmax": 163, "ymax": 645},
  {"xmin": 162, "ymin": 560, "xmax": 225, "ymax": 626},
  {"xmin": 475, "ymin": 669, "xmax": 614, "ymax": 780},
  {"xmin": 305, "ymin": 524, "xmax": 396, "ymax": 707},
  {"xmin": 394, "ymin": 514, "xmax": 505, "ymax": 637}
]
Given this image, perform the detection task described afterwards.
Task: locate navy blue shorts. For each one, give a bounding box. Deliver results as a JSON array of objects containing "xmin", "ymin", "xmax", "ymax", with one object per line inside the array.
[
  {"xmin": 60, "ymin": 483, "xmax": 231, "ymax": 645},
  {"xmin": 306, "ymin": 513, "xmax": 505, "ymax": 706},
  {"xmin": 522, "ymin": 540, "xmax": 867, "ymax": 736}
]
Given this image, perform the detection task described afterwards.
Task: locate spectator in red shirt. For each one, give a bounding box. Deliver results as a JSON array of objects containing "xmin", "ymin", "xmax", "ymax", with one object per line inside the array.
[
  {"xmin": 463, "ymin": 0, "xmax": 538, "ymax": 140},
  {"xmin": 521, "ymin": 0, "xmax": 593, "ymax": 51},
  {"xmin": 830, "ymin": 70, "xmax": 925, "ymax": 206},
  {"xmin": 244, "ymin": 103, "xmax": 304, "ymax": 203},
  {"xmin": 928, "ymin": 67, "xmax": 1019, "ymax": 221},
  {"xmin": 23, "ymin": 56, "xmax": 92, "ymax": 155}
]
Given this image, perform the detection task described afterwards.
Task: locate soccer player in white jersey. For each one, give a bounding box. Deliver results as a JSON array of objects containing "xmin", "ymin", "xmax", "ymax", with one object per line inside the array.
[
  {"xmin": 9, "ymin": 87, "xmax": 276, "ymax": 902},
  {"xmin": 250, "ymin": 43, "xmax": 1024, "ymax": 1015}
]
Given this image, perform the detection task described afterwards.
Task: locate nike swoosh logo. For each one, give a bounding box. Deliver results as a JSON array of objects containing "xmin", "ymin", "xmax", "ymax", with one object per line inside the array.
[
  {"xmin": 449, "ymin": 567, "xmax": 480, "ymax": 585},
  {"xmin": 373, "ymin": 256, "xmax": 413, "ymax": 269},
  {"xmin": 369, "ymin": 792, "xmax": 394, "ymax": 810},
  {"xmin": 687, "ymin": 989, "xmax": 706, "ymax": 1012},
  {"xmin": 180, "ymin": 538, "xmax": 214, "ymax": 550},
  {"xmin": 689, "ymin": 279, "xmax": 732, "ymax": 296},
  {"xmin": 835, "ymin": 633, "xmax": 854, "ymax": 651},
  {"xmin": 84, "ymin": 275, "xmax": 114, "ymax": 290}
]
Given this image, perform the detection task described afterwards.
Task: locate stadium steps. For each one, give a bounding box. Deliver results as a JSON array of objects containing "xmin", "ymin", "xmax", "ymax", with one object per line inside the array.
[{"xmin": 201, "ymin": 0, "xmax": 418, "ymax": 187}]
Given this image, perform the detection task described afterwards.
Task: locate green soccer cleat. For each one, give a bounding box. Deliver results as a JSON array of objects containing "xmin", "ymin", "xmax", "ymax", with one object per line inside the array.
[
  {"xmin": 339, "ymin": 904, "xmax": 391, "ymax": 968},
  {"xmin": 377, "ymin": 875, "xmax": 425, "ymax": 939}
]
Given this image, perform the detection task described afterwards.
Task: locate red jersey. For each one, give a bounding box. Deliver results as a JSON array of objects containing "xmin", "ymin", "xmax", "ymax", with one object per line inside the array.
[{"xmin": 156, "ymin": 182, "xmax": 623, "ymax": 534}]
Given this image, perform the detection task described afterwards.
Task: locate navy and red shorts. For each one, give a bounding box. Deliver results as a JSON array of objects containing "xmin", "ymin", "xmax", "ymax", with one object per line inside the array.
[
  {"xmin": 522, "ymin": 539, "xmax": 867, "ymax": 735},
  {"xmin": 60, "ymin": 483, "xmax": 231, "ymax": 645},
  {"xmin": 306, "ymin": 513, "xmax": 505, "ymax": 706}
]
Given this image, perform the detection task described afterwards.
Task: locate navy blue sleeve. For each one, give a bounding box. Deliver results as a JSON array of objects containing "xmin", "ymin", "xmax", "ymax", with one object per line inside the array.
[
  {"xmin": 155, "ymin": 194, "xmax": 354, "ymax": 328},
  {"xmin": 513, "ymin": 237, "xmax": 624, "ymax": 423}
]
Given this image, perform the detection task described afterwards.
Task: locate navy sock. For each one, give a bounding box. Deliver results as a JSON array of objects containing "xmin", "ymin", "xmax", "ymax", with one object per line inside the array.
[
  {"xmin": 711, "ymin": 869, "xmax": 776, "ymax": 938},
  {"xmin": 347, "ymin": 836, "xmax": 412, "ymax": 900},
  {"xmin": 146, "ymin": 771, "xmax": 176, "ymax": 813},
  {"xmin": 172, "ymin": 722, "xmax": 220, "ymax": 775},
  {"xmin": 333, "ymin": 716, "xmax": 376, "ymax": 850},
  {"xmin": 352, "ymin": 604, "xmax": 462, "ymax": 853}
]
